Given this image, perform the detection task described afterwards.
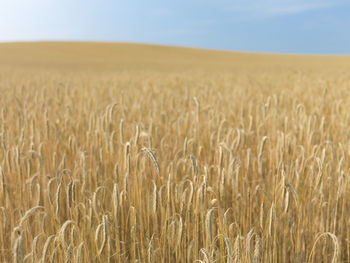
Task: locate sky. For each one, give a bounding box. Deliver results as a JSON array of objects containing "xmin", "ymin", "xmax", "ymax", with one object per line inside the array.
[{"xmin": 0, "ymin": 0, "xmax": 350, "ymax": 54}]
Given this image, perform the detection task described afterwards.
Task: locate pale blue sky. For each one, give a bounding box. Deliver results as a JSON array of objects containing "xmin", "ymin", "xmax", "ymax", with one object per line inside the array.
[{"xmin": 1, "ymin": 0, "xmax": 349, "ymax": 54}]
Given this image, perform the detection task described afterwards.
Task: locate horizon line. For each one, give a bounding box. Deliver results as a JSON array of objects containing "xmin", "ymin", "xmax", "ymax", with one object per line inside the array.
[{"xmin": 0, "ymin": 40, "xmax": 349, "ymax": 57}]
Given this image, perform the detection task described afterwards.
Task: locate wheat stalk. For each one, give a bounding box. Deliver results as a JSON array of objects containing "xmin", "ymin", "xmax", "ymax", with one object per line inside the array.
[{"xmin": 143, "ymin": 148, "xmax": 160, "ymax": 176}]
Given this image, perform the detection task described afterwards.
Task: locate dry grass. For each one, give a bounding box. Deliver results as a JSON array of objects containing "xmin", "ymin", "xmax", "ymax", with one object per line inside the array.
[{"xmin": 1, "ymin": 42, "xmax": 350, "ymax": 262}]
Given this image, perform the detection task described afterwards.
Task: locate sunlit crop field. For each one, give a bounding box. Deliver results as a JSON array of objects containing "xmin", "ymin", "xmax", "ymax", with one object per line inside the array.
[{"xmin": 1, "ymin": 42, "xmax": 350, "ymax": 262}]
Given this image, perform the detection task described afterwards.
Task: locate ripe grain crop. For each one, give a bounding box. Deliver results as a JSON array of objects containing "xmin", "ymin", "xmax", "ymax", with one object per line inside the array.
[{"xmin": 1, "ymin": 42, "xmax": 350, "ymax": 262}]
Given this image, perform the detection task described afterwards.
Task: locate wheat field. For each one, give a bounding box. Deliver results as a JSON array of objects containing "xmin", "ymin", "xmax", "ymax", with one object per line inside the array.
[{"xmin": 1, "ymin": 42, "xmax": 350, "ymax": 262}]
